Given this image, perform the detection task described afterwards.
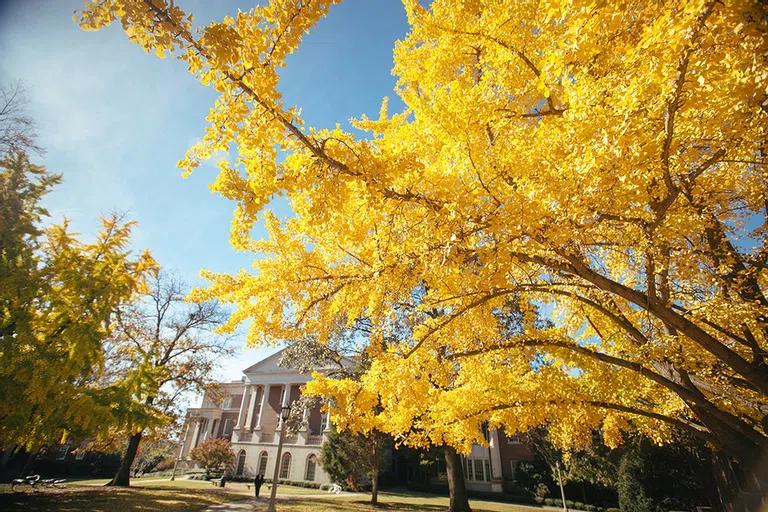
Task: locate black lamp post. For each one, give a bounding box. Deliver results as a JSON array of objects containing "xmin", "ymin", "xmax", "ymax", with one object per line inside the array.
[{"xmin": 267, "ymin": 405, "xmax": 292, "ymax": 512}]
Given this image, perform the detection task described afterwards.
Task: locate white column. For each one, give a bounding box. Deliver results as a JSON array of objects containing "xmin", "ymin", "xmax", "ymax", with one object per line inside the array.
[
  {"xmin": 321, "ymin": 410, "xmax": 331, "ymax": 443},
  {"xmin": 191, "ymin": 418, "xmax": 202, "ymax": 449},
  {"xmin": 235, "ymin": 384, "xmax": 250, "ymax": 428},
  {"xmin": 298, "ymin": 407, "xmax": 310, "ymax": 444},
  {"xmin": 256, "ymin": 385, "xmax": 270, "ymax": 429},
  {"xmin": 489, "ymin": 428, "xmax": 503, "ymax": 493},
  {"xmin": 181, "ymin": 421, "xmax": 193, "ymax": 458},
  {"xmin": 209, "ymin": 418, "xmax": 218, "ymax": 439},
  {"xmin": 244, "ymin": 385, "xmax": 259, "ymax": 430},
  {"xmin": 322, "ymin": 411, "xmax": 331, "ymax": 431}
]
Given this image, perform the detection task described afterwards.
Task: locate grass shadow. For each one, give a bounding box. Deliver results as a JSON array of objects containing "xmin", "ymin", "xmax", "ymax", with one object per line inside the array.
[{"xmin": 0, "ymin": 484, "xmax": 246, "ymax": 512}]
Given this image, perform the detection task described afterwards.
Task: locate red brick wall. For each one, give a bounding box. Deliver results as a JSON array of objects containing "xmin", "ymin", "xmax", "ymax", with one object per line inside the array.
[
  {"xmin": 231, "ymin": 393, "xmax": 243, "ymax": 411},
  {"xmin": 498, "ymin": 429, "xmax": 535, "ymax": 479},
  {"xmin": 262, "ymin": 386, "xmax": 283, "ymax": 434},
  {"xmin": 215, "ymin": 412, "xmax": 239, "ymax": 438},
  {"xmin": 308, "ymin": 404, "xmax": 322, "ymax": 434},
  {"xmin": 289, "ymin": 385, "xmax": 301, "ymax": 403}
]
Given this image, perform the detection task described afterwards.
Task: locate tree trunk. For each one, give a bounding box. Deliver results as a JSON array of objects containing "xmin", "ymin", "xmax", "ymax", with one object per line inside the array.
[
  {"xmin": 444, "ymin": 446, "xmax": 472, "ymax": 512},
  {"xmin": 371, "ymin": 466, "xmax": 379, "ymax": 505},
  {"xmin": 371, "ymin": 439, "xmax": 380, "ymax": 506},
  {"xmin": 709, "ymin": 450, "xmax": 768, "ymax": 512},
  {"xmin": 108, "ymin": 431, "xmax": 142, "ymax": 487}
]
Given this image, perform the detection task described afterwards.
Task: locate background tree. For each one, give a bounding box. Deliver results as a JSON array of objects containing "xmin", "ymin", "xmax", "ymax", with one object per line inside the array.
[
  {"xmin": 103, "ymin": 271, "xmax": 232, "ymax": 487},
  {"xmin": 131, "ymin": 439, "xmax": 177, "ymax": 476},
  {"xmin": 616, "ymin": 437, "xmax": 718, "ymax": 512},
  {"xmin": 616, "ymin": 446, "xmax": 653, "ymax": 512},
  {"xmin": 79, "ymin": 0, "xmax": 768, "ymax": 508},
  {"xmin": 319, "ymin": 427, "xmax": 389, "ymax": 504},
  {"xmin": 0, "ymin": 150, "xmax": 155, "ymax": 468},
  {"xmin": 189, "ymin": 438, "xmax": 234, "ymax": 477},
  {"xmin": 320, "ymin": 427, "xmax": 362, "ymax": 490},
  {"xmin": 0, "ymin": 80, "xmax": 42, "ymax": 157}
]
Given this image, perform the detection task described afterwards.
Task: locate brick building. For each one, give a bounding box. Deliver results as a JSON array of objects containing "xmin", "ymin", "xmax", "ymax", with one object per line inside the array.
[
  {"xmin": 178, "ymin": 349, "xmax": 533, "ymax": 491},
  {"xmin": 178, "ymin": 350, "xmax": 332, "ymax": 484}
]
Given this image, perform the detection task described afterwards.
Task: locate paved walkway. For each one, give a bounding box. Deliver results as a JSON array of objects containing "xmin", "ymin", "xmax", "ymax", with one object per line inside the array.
[{"xmin": 203, "ymin": 498, "xmax": 259, "ymax": 511}]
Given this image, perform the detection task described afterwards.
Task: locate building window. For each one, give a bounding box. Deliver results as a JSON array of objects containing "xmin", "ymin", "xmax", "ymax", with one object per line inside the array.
[
  {"xmin": 258, "ymin": 451, "xmax": 269, "ymax": 475},
  {"xmin": 57, "ymin": 445, "xmax": 70, "ymax": 460},
  {"xmin": 75, "ymin": 450, "xmax": 85, "ymax": 460},
  {"xmin": 508, "ymin": 435, "xmax": 521, "ymax": 444},
  {"xmin": 509, "ymin": 460, "xmax": 518, "ymax": 479},
  {"xmin": 222, "ymin": 396, "xmax": 233, "ymax": 409},
  {"xmin": 236, "ymin": 450, "xmax": 247, "ymax": 476},
  {"xmin": 305, "ymin": 455, "xmax": 317, "ymax": 481},
  {"xmin": 464, "ymin": 458, "xmax": 490, "ymax": 482},
  {"xmin": 474, "ymin": 459, "xmax": 484, "ymax": 481},
  {"xmin": 279, "ymin": 452, "xmax": 292, "ymax": 480},
  {"xmin": 320, "ymin": 414, "xmax": 328, "ymax": 431},
  {"xmin": 223, "ymin": 419, "xmax": 233, "ymax": 436}
]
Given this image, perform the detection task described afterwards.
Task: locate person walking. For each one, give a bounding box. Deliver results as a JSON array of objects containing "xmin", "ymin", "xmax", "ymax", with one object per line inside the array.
[{"xmin": 253, "ymin": 473, "xmax": 264, "ymax": 497}]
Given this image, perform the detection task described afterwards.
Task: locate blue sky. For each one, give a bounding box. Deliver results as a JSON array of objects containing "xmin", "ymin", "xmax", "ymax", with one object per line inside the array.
[{"xmin": 0, "ymin": 0, "xmax": 410, "ymax": 385}]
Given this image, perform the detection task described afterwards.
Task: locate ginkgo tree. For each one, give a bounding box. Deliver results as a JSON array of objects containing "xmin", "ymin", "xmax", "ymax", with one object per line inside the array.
[
  {"xmin": 78, "ymin": 0, "xmax": 768, "ymax": 503},
  {"xmin": 0, "ymin": 152, "xmax": 156, "ymax": 460}
]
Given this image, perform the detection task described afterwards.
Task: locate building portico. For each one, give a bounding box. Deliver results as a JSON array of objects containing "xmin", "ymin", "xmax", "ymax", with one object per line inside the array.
[{"xmin": 178, "ymin": 350, "xmax": 332, "ymax": 484}]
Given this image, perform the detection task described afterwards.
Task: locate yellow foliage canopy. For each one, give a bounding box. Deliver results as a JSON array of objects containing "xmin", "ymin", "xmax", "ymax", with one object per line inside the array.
[{"xmin": 78, "ymin": 0, "xmax": 768, "ymax": 464}]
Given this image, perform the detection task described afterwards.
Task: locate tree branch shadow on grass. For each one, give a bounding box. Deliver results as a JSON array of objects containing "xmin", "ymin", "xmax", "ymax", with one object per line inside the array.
[
  {"xmin": 284, "ymin": 498, "xmax": 516, "ymax": 511},
  {"xmin": 1, "ymin": 485, "xmax": 245, "ymax": 512},
  {"xmin": 348, "ymin": 501, "xmax": 446, "ymax": 511}
]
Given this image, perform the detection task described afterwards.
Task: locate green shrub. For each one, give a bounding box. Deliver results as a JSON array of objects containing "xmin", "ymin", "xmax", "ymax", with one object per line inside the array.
[
  {"xmin": 617, "ymin": 448, "xmax": 653, "ymax": 512},
  {"xmin": 535, "ymin": 482, "xmax": 550, "ymax": 499},
  {"xmin": 607, "ymin": 508, "xmax": 621, "ymax": 512},
  {"xmin": 535, "ymin": 497, "xmax": 545, "ymax": 504},
  {"xmin": 586, "ymin": 505, "xmax": 597, "ymax": 512},
  {"xmin": 573, "ymin": 501, "xmax": 584, "ymax": 509},
  {"xmin": 566, "ymin": 500, "xmax": 575, "ymax": 508},
  {"xmin": 545, "ymin": 498, "xmax": 556, "ymax": 506}
]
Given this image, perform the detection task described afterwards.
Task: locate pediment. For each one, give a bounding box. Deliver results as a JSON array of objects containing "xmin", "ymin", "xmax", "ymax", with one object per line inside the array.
[{"xmin": 241, "ymin": 347, "xmax": 357, "ymax": 377}]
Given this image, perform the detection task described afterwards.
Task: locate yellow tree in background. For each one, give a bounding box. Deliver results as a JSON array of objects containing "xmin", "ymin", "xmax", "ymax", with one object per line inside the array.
[
  {"xmin": 79, "ymin": 0, "xmax": 768, "ymax": 496},
  {"xmin": 0, "ymin": 152, "xmax": 157, "ymax": 458}
]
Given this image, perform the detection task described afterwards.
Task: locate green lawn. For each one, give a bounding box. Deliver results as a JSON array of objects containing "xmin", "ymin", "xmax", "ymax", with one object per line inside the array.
[
  {"xmin": 251, "ymin": 495, "xmax": 544, "ymax": 511},
  {"xmin": 0, "ymin": 484, "xmax": 246, "ymax": 512},
  {"xmin": 69, "ymin": 477, "xmax": 323, "ymax": 495},
  {"xmin": 346, "ymin": 492, "xmax": 544, "ymax": 512},
  {"xmin": 134, "ymin": 479, "xmax": 324, "ymax": 495},
  {"xmin": 0, "ymin": 482, "xmax": 545, "ymax": 512}
]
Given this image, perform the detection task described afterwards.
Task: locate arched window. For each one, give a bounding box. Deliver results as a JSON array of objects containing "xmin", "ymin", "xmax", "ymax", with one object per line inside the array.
[
  {"xmin": 258, "ymin": 451, "xmax": 269, "ymax": 475},
  {"xmin": 235, "ymin": 450, "xmax": 247, "ymax": 476},
  {"xmin": 279, "ymin": 452, "xmax": 291, "ymax": 480},
  {"xmin": 305, "ymin": 454, "xmax": 317, "ymax": 482}
]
